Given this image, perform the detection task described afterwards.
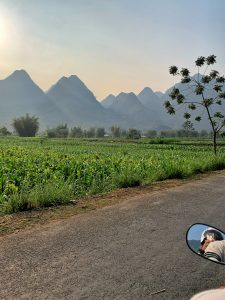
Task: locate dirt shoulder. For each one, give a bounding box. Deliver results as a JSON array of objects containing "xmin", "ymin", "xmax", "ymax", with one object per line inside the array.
[{"xmin": 0, "ymin": 170, "xmax": 224, "ymax": 238}]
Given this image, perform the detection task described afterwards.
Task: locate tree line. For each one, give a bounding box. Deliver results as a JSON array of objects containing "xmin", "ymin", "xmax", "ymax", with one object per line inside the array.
[
  {"xmin": 0, "ymin": 116, "xmax": 142, "ymax": 138},
  {"xmin": 0, "ymin": 113, "xmax": 213, "ymax": 139}
]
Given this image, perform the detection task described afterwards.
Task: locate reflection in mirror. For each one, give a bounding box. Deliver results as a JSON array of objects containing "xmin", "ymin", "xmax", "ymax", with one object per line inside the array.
[{"xmin": 186, "ymin": 223, "xmax": 225, "ymax": 265}]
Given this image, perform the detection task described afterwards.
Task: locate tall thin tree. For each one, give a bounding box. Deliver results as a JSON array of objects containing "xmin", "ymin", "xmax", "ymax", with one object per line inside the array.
[{"xmin": 165, "ymin": 55, "xmax": 225, "ymax": 154}]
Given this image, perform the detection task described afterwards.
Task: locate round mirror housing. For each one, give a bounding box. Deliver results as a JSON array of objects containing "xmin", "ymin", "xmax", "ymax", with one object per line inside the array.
[{"xmin": 186, "ymin": 223, "xmax": 225, "ymax": 265}]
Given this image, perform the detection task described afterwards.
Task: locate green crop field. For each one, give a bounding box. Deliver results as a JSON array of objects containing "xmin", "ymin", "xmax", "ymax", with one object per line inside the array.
[{"xmin": 1, "ymin": 136, "xmax": 225, "ymax": 214}]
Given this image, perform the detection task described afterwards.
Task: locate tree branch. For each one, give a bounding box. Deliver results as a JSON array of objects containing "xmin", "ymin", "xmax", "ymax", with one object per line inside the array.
[
  {"xmin": 216, "ymin": 121, "xmax": 225, "ymax": 133},
  {"xmin": 201, "ymin": 93, "xmax": 215, "ymax": 133}
]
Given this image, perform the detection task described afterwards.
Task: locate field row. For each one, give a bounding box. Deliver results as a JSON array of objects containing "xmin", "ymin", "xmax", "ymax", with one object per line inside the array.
[{"xmin": 0, "ymin": 137, "xmax": 225, "ymax": 213}]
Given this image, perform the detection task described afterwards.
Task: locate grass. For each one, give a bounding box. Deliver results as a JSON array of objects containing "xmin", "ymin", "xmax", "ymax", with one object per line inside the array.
[{"xmin": 1, "ymin": 136, "xmax": 225, "ymax": 214}]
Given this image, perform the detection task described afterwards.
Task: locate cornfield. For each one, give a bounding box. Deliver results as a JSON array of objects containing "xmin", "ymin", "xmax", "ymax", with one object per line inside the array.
[{"xmin": 0, "ymin": 137, "xmax": 225, "ymax": 213}]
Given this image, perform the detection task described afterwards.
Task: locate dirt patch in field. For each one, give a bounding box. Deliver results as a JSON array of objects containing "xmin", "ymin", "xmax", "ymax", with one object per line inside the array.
[{"xmin": 0, "ymin": 170, "xmax": 224, "ymax": 237}]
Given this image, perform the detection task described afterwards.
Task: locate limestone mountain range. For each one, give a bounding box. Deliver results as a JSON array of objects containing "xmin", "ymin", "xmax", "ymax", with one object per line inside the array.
[{"xmin": 0, "ymin": 70, "xmax": 220, "ymax": 131}]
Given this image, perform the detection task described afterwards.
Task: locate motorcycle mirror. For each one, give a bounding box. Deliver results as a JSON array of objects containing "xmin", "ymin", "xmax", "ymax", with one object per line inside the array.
[{"xmin": 186, "ymin": 223, "xmax": 225, "ymax": 265}]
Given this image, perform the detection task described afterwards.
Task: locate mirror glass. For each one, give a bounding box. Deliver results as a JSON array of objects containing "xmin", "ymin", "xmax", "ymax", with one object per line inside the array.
[{"xmin": 186, "ymin": 223, "xmax": 225, "ymax": 265}]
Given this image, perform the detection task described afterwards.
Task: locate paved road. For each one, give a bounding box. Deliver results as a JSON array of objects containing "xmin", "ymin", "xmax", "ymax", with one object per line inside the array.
[{"xmin": 1, "ymin": 173, "xmax": 225, "ymax": 300}]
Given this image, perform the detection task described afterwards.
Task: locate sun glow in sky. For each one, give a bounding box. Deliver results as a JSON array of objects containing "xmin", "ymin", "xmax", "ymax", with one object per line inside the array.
[
  {"xmin": 0, "ymin": 7, "xmax": 18, "ymax": 48},
  {"xmin": 1, "ymin": 0, "xmax": 225, "ymax": 100},
  {"xmin": 0, "ymin": 15, "xmax": 6, "ymax": 45}
]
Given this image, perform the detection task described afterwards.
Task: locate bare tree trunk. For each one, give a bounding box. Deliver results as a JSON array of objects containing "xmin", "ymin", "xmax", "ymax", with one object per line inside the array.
[{"xmin": 213, "ymin": 131, "xmax": 217, "ymax": 155}]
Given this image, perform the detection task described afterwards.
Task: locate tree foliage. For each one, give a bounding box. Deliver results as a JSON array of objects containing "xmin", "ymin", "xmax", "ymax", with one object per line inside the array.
[
  {"xmin": 95, "ymin": 127, "xmax": 105, "ymax": 138},
  {"xmin": 12, "ymin": 114, "xmax": 39, "ymax": 137},
  {"xmin": 165, "ymin": 55, "xmax": 225, "ymax": 154},
  {"xmin": 83, "ymin": 127, "xmax": 95, "ymax": 138},
  {"xmin": 110, "ymin": 126, "xmax": 122, "ymax": 137},
  {"xmin": 47, "ymin": 124, "xmax": 69, "ymax": 138},
  {"xmin": 0, "ymin": 126, "xmax": 11, "ymax": 136},
  {"xmin": 145, "ymin": 130, "xmax": 157, "ymax": 138},
  {"xmin": 127, "ymin": 128, "xmax": 141, "ymax": 139},
  {"xmin": 70, "ymin": 127, "xmax": 106, "ymax": 138},
  {"xmin": 70, "ymin": 126, "xmax": 83, "ymax": 138}
]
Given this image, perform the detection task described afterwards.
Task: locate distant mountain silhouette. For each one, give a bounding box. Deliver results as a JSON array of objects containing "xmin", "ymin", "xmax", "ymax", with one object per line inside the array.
[
  {"xmin": 138, "ymin": 87, "xmax": 162, "ymax": 109},
  {"xmin": 47, "ymin": 75, "xmax": 105, "ymax": 127},
  {"xmin": 47, "ymin": 75, "xmax": 132, "ymax": 129},
  {"xmin": 106, "ymin": 92, "xmax": 168, "ymax": 130},
  {"xmin": 1, "ymin": 70, "xmax": 221, "ymax": 131},
  {"xmin": 110, "ymin": 92, "xmax": 146, "ymax": 114},
  {"xmin": 101, "ymin": 94, "xmax": 116, "ymax": 108},
  {"xmin": 137, "ymin": 87, "xmax": 181, "ymax": 129},
  {"xmin": 0, "ymin": 70, "xmax": 65, "ymax": 129},
  {"xmin": 155, "ymin": 91, "xmax": 164, "ymax": 98}
]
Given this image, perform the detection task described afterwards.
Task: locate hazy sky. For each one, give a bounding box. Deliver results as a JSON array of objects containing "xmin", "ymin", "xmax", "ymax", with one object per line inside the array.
[
  {"xmin": 187, "ymin": 224, "xmax": 225, "ymax": 241},
  {"xmin": 0, "ymin": 0, "xmax": 225, "ymax": 99}
]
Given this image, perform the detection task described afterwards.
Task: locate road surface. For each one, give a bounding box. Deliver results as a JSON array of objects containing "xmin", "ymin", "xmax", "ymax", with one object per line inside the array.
[{"xmin": 1, "ymin": 173, "xmax": 225, "ymax": 299}]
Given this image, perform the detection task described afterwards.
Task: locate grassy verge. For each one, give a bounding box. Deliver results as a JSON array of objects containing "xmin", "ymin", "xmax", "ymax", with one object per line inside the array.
[
  {"xmin": 0, "ymin": 171, "xmax": 221, "ymax": 237},
  {"xmin": 1, "ymin": 154, "xmax": 225, "ymax": 214},
  {"xmin": 1, "ymin": 137, "xmax": 225, "ymax": 214}
]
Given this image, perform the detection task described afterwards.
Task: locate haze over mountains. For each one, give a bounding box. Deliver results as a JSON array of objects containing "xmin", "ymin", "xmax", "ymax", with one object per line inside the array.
[
  {"xmin": 0, "ymin": 70, "xmax": 66, "ymax": 128},
  {"xmin": 0, "ymin": 70, "xmax": 218, "ymax": 131}
]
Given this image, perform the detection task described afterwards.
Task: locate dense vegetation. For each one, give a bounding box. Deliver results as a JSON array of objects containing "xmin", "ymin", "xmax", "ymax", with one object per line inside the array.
[
  {"xmin": 0, "ymin": 116, "xmax": 215, "ymax": 139},
  {"xmin": 1, "ymin": 137, "xmax": 225, "ymax": 214},
  {"xmin": 12, "ymin": 114, "xmax": 39, "ymax": 137}
]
